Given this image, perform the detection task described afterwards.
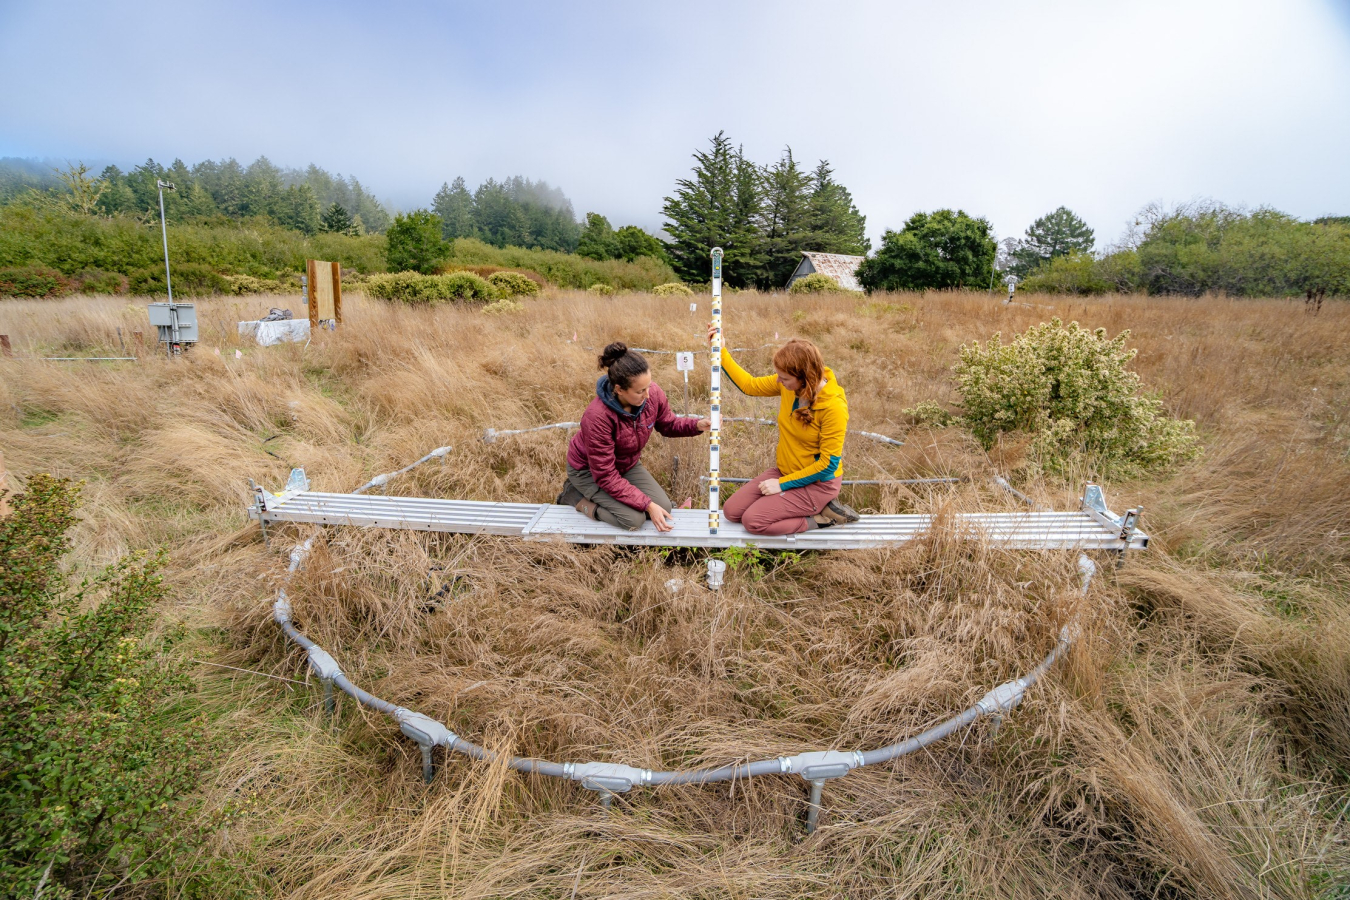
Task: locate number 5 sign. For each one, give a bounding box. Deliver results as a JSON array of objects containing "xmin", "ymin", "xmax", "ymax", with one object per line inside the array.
[{"xmin": 675, "ymin": 351, "xmax": 695, "ymax": 372}]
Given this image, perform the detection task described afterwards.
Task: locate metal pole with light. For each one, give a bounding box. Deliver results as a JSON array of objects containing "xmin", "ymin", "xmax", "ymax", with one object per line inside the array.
[
  {"xmin": 157, "ymin": 180, "xmax": 176, "ymax": 358},
  {"xmin": 708, "ymin": 247, "xmax": 724, "ymax": 535}
]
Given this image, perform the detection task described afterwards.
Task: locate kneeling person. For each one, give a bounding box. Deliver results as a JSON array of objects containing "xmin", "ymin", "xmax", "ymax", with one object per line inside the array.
[{"xmin": 560, "ymin": 342, "xmax": 709, "ymax": 532}]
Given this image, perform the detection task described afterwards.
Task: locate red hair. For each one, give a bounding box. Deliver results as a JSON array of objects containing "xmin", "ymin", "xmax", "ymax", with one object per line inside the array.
[{"xmin": 773, "ymin": 339, "xmax": 826, "ymax": 425}]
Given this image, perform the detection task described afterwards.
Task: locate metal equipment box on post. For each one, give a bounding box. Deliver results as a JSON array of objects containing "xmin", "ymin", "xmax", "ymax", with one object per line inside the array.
[{"xmin": 146, "ymin": 302, "xmax": 199, "ymax": 350}]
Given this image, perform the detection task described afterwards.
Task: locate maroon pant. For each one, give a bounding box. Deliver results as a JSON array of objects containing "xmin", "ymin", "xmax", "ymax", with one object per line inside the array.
[{"xmin": 722, "ymin": 468, "xmax": 842, "ymax": 536}]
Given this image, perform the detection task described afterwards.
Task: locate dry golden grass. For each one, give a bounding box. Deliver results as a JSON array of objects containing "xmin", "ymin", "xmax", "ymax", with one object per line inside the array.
[{"xmin": 2, "ymin": 289, "xmax": 1348, "ymax": 899}]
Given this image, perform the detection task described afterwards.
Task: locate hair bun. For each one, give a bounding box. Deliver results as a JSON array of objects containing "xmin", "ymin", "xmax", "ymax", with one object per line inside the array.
[{"xmin": 598, "ymin": 341, "xmax": 629, "ymax": 370}]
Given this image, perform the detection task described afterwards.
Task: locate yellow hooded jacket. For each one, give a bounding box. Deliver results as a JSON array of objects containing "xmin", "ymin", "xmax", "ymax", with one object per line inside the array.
[{"xmin": 720, "ymin": 348, "xmax": 848, "ymax": 489}]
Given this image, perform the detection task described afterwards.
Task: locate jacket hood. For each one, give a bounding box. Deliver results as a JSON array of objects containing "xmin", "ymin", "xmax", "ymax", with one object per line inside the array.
[{"xmin": 596, "ymin": 375, "xmax": 644, "ymax": 420}]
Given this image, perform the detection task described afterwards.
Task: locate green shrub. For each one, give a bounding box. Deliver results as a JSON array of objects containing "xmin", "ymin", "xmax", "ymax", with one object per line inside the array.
[
  {"xmin": 223, "ymin": 273, "xmax": 280, "ymax": 295},
  {"xmin": 128, "ymin": 262, "xmax": 230, "ymax": 297},
  {"xmin": 448, "ymin": 237, "xmax": 675, "ymax": 290},
  {"xmin": 1019, "ymin": 251, "xmax": 1112, "ymax": 295},
  {"xmin": 903, "ymin": 399, "xmax": 956, "ymax": 427},
  {"xmin": 482, "ymin": 297, "xmax": 523, "ymax": 314},
  {"xmin": 954, "ymin": 318, "xmax": 1200, "ymax": 478},
  {"xmin": 0, "ymin": 265, "xmax": 67, "ymax": 298},
  {"xmin": 588, "ymin": 283, "xmax": 616, "ymax": 296},
  {"xmin": 0, "ymin": 206, "xmax": 386, "ymax": 279},
  {"xmin": 73, "ymin": 268, "xmax": 126, "ymax": 295},
  {"xmin": 0, "ymin": 475, "xmax": 204, "ymax": 897},
  {"xmin": 487, "ymin": 271, "xmax": 541, "ymax": 297},
  {"xmin": 385, "ymin": 209, "xmax": 449, "ymax": 274},
  {"xmin": 652, "ymin": 281, "xmax": 694, "ymax": 296},
  {"xmin": 789, "ymin": 273, "xmax": 848, "ymax": 295},
  {"xmin": 364, "ymin": 270, "xmax": 497, "ymax": 303}
]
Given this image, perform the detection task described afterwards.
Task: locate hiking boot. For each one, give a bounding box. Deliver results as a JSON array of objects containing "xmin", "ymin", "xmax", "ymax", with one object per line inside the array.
[
  {"xmin": 556, "ymin": 484, "xmax": 584, "ymax": 507},
  {"xmin": 819, "ymin": 499, "xmax": 861, "ymax": 526}
]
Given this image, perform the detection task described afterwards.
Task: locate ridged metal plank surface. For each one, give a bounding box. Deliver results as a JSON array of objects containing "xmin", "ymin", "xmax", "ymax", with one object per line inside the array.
[
  {"xmin": 257, "ymin": 493, "xmax": 542, "ymax": 536},
  {"xmin": 255, "ymin": 494, "xmax": 1148, "ymax": 550}
]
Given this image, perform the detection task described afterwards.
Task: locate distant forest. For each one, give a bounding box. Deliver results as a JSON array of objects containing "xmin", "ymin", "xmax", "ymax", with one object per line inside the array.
[
  {"xmin": 0, "ymin": 156, "xmax": 392, "ymax": 235},
  {"xmin": 432, "ymin": 176, "xmax": 581, "ymax": 252}
]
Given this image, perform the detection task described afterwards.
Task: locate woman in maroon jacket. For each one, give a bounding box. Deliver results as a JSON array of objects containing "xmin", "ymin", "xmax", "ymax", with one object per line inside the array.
[{"xmin": 559, "ymin": 342, "xmax": 709, "ymax": 532}]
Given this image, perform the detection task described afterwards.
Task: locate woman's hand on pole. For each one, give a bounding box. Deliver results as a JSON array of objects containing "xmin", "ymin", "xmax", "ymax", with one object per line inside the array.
[
  {"xmin": 707, "ymin": 322, "xmax": 717, "ymax": 346},
  {"xmin": 758, "ymin": 479, "xmax": 783, "ymax": 496},
  {"xmin": 696, "ymin": 418, "xmax": 711, "ymax": 432},
  {"xmin": 648, "ymin": 502, "xmax": 675, "ymax": 532}
]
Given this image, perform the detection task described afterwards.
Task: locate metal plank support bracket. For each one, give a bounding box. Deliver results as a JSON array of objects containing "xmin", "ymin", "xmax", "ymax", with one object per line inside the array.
[{"xmin": 1080, "ymin": 481, "xmax": 1144, "ymax": 566}]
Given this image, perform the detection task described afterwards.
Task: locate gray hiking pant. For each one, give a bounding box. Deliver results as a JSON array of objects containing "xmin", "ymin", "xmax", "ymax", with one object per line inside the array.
[{"xmin": 566, "ymin": 463, "xmax": 673, "ymax": 531}]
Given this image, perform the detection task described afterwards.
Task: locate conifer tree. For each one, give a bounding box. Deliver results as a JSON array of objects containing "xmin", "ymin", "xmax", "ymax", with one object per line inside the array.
[
  {"xmin": 321, "ymin": 202, "xmax": 355, "ymax": 235},
  {"xmin": 1011, "ymin": 206, "xmax": 1095, "ymax": 275},
  {"xmin": 756, "ymin": 148, "xmax": 813, "ymax": 287},
  {"xmin": 806, "ymin": 161, "xmax": 869, "ymax": 256},
  {"xmin": 432, "ymin": 177, "xmax": 476, "ymax": 241},
  {"xmin": 577, "ymin": 212, "xmax": 619, "ymax": 260},
  {"xmin": 662, "ymin": 131, "xmax": 762, "ymax": 287}
]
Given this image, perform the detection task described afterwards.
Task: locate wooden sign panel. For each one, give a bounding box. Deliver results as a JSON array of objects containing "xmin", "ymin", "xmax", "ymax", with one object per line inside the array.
[{"xmin": 306, "ymin": 260, "xmax": 343, "ymax": 327}]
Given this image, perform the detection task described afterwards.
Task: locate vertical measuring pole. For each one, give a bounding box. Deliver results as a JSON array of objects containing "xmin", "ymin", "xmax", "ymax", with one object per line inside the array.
[{"xmin": 708, "ymin": 247, "xmax": 724, "ymax": 534}]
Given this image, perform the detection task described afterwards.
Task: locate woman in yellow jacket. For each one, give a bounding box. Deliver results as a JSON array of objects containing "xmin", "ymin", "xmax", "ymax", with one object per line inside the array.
[{"xmin": 712, "ymin": 333, "xmax": 860, "ymax": 535}]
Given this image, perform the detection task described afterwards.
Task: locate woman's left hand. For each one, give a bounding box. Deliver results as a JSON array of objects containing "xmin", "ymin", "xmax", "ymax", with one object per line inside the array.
[
  {"xmin": 696, "ymin": 418, "xmax": 711, "ymax": 432},
  {"xmin": 758, "ymin": 479, "xmax": 783, "ymax": 496}
]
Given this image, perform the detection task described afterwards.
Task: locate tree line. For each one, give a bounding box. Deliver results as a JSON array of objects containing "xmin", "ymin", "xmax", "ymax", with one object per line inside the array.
[
  {"xmin": 0, "ymin": 156, "xmax": 394, "ymax": 236},
  {"xmin": 432, "ymin": 176, "xmax": 583, "ymax": 252}
]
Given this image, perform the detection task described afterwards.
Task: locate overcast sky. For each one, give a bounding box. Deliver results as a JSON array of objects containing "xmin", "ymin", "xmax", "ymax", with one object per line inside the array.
[{"xmin": 2, "ymin": 0, "xmax": 1348, "ymax": 246}]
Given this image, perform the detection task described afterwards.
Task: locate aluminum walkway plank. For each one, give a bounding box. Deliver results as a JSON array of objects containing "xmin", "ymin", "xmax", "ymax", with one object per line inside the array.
[{"xmin": 253, "ymin": 493, "xmax": 1148, "ymax": 551}]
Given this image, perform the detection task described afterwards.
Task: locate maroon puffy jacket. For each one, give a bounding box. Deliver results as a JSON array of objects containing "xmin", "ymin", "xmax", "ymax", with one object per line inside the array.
[{"xmin": 566, "ymin": 376, "xmax": 701, "ymax": 510}]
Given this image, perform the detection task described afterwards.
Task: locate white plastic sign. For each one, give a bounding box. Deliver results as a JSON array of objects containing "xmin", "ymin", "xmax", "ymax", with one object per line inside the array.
[
  {"xmin": 676, "ymin": 351, "xmax": 695, "ymax": 372},
  {"xmin": 689, "ymin": 302, "xmax": 697, "ymax": 312}
]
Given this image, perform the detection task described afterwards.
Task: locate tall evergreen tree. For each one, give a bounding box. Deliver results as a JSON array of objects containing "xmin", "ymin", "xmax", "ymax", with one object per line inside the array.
[
  {"xmin": 473, "ymin": 179, "xmax": 531, "ymax": 248},
  {"xmin": 577, "ymin": 212, "xmax": 618, "ymax": 260},
  {"xmin": 806, "ymin": 161, "xmax": 869, "ymax": 256},
  {"xmin": 662, "ymin": 131, "xmax": 762, "ymax": 287},
  {"xmin": 1011, "ymin": 206, "xmax": 1095, "ymax": 275},
  {"xmin": 321, "ymin": 202, "xmax": 356, "ymax": 235},
  {"xmin": 756, "ymin": 147, "xmax": 813, "ymax": 287},
  {"xmin": 432, "ymin": 177, "xmax": 476, "ymax": 240}
]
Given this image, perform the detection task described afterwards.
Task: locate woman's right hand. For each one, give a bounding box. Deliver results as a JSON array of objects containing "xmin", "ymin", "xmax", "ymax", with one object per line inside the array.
[
  {"xmin": 648, "ymin": 502, "xmax": 674, "ymax": 532},
  {"xmin": 707, "ymin": 322, "xmax": 717, "ymax": 347}
]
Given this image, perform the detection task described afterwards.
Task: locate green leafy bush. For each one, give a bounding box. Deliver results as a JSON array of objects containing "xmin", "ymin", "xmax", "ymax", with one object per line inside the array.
[
  {"xmin": 223, "ymin": 273, "xmax": 281, "ymax": 294},
  {"xmin": 0, "ymin": 206, "xmax": 386, "ymax": 279},
  {"xmin": 789, "ymin": 273, "xmax": 848, "ymax": 295},
  {"xmin": 486, "ymin": 271, "xmax": 541, "ymax": 297},
  {"xmin": 0, "ymin": 475, "xmax": 204, "ymax": 898},
  {"xmin": 482, "ymin": 297, "xmax": 523, "ymax": 314},
  {"xmin": 954, "ymin": 318, "xmax": 1200, "ymax": 477},
  {"xmin": 128, "ymin": 262, "xmax": 230, "ymax": 297},
  {"xmin": 72, "ymin": 268, "xmax": 126, "ymax": 295},
  {"xmin": 385, "ymin": 209, "xmax": 449, "ymax": 275},
  {"xmin": 0, "ymin": 265, "xmax": 67, "ymax": 298},
  {"xmin": 1019, "ymin": 251, "xmax": 1112, "ymax": 295},
  {"xmin": 857, "ymin": 209, "xmax": 995, "ymax": 292},
  {"xmin": 448, "ymin": 237, "xmax": 675, "ymax": 291},
  {"xmin": 588, "ymin": 283, "xmax": 616, "ymax": 296},
  {"xmin": 652, "ymin": 281, "xmax": 694, "ymax": 296},
  {"xmin": 364, "ymin": 270, "xmax": 498, "ymax": 303}
]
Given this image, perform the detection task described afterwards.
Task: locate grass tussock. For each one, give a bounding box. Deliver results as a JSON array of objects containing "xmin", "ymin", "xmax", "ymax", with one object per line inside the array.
[{"xmin": 1, "ymin": 288, "xmax": 1348, "ymax": 898}]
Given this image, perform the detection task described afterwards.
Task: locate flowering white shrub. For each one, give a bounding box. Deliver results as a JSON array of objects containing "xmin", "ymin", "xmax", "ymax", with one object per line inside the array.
[{"xmin": 954, "ymin": 318, "xmax": 1200, "ymax": 477}]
